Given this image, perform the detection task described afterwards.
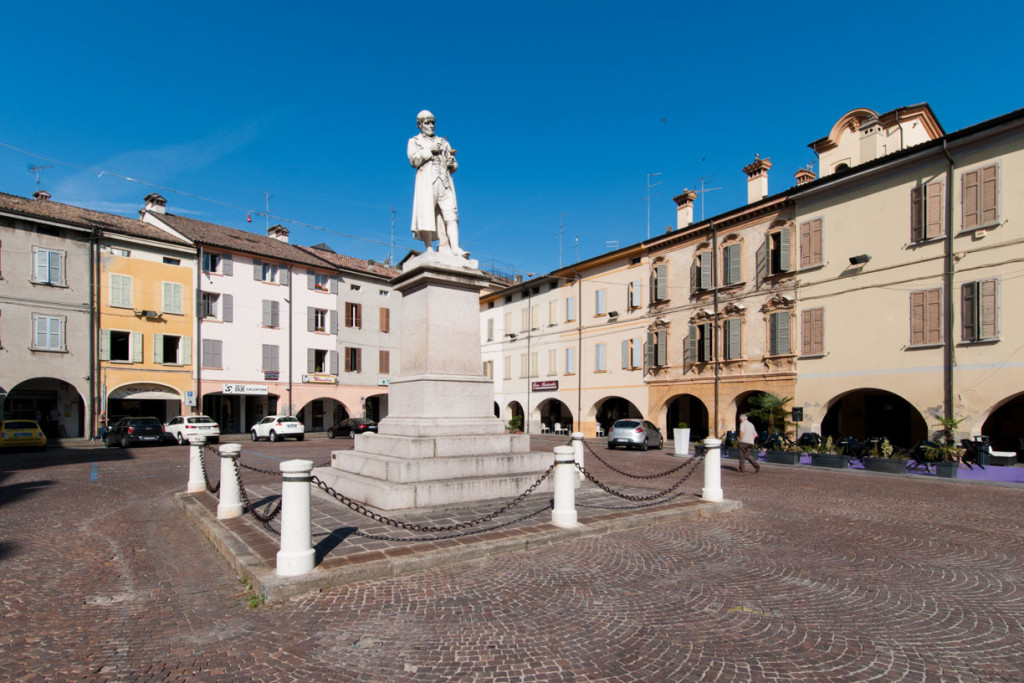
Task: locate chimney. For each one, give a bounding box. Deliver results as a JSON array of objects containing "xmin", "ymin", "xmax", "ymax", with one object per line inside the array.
[
  {"xmin": 33, "ymin": 189, "xmax": 51, "ymax": 201},
  {"xmin": 794, "ymin": 167, "xmax": 817, "ymax": 185},
  {"xmin": 743, "ymin": 155, "xmax": 772, "ymax": 204},
  {"xmin": 859, "ymin": 114, "xmax": 883, "ymax": 164},
  {"xmin": 143, "ymin": 192, "xmax": 167, "ymax": 214},
  {"xmin": 673, "ymin": 189, "xmax": 698, "ymax": 228},
  {"xmin": 268, "ymin": 224, "xmax": 290, "ymax": 243}
]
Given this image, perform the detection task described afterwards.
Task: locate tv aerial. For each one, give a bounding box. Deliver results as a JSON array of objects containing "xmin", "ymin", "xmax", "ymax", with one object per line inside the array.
[{"xmin": 29, "ymin": 164, "xmax": 53, "ymax": 187}]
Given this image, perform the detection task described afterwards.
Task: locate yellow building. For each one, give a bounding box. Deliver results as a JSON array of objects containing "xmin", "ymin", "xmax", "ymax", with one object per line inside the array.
[{"xmin": 98, "ymin": 226, "xmax": 194, "ymax": 425}]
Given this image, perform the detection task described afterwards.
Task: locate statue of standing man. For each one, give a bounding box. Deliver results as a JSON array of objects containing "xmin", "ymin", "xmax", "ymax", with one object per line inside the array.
[{"xmin": 408, "ymin": 110, "xmax": 467, "ymax": 258}]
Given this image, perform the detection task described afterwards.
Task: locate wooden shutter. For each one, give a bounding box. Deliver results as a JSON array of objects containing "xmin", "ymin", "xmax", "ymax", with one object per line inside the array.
[
  {"xmin": 182, "ymin": 336, "xmax": 192, "ymax": 366},
  {"xmin": 725, "ymin": 318, "xmax": 742, "ymax": 360},
  {"xmin": 802, "ymin": 308, "xmax": 824, "ymax": 355},
  {"xmin": 221, "ymin": 253, "xmax": 233, "ymax": 276},
  {"xmin": 330, "ymin": 309, "xmax": 338, "ymax": 335},
  {"xmin": 963, "ymin": 169, "xmax": 980, "ymax": 229},
  {"xmin": 271, "ymin": 301, "xmax": 280, "ymax": 328},
  {"xmin": 49, "ymin": 251, "xmax": 63, "ymax": 285},
  {"xmin": 961, "ymin": 283, "xmax": 977, "ymax": 342},
  {"xmin": 380, "ymin": 307, "xmax": 390, "ymax": 332},
  {"xmin": 910, "ymin": 186, "xmax": 924, "ymax": 241},
  {"xmin": 154, "ymin": 334, "xmax": 164, "ymax": 363},
  {"xmin": 280, "ymin": 267, "xmax": 289, "ymax": 286},
  {"xmin": 262, "ymin": 344, "xmax": 273, "ymax": 370},
  {"xmin": 925, "ymin": 289, "xmax": 941, "ymax": 344},
  {"xmin": 211, "ymin": 340, "xmax": 222, "ymax": 368},
  {"xmin": 701, "ymin": 323, "xmax": 712, "ymax": 361},
  {"xmin": 911, "ymin": 290, "xmax": 926, "ymax": 345},
  {"xmin": 645, "ymin": 331, "xmax": 656, "ymax": 370},
  {"xmin": 979, "ymin": 279, "xmax": 998, "ymax": 340},
  {"xmin": 699, "ymin": 251, "xmax": 713, "ymax": 290},
  {"xmin": 656, "ymin": 330, "xmax": 667, "ymax": 367},
  {"xmin": 263, "ymin": 300, "xmax": 273, "ymax": 327},
  {"xmin": 925, "ymin": 181, "xmax": 944, "ymax": 239},
  {"xmin": 354, "ymin": 304, "xmax": 362, "ymax": 329},
  {"xmin": 621, "ymin": 340, "xmax": 630, "ymax": 369},
  {"xmin": 99, "ymin": 329, "xmax": 111, "ymax": 361},
  {"xmin": 330, "ymin": 350, "xmax": 339, "ymax": 375},
  {"xmin": 770, "ymin": 311, "xmax": 790, "ymax": 355},
  {"xmin": 379, "ymin": 350, "xmax": 390, "ymax": 374},
  {"xmin": 308, "ymin": 348, "xmax": 316, "ymax": 373},
  {"xmin": 630, "ymin": 279, "xmax": 642, "ymax": 307},
  {"xmin": 329, "ymin": 276, "xmax": 338, "ymax": 294},
  {"xmin": 222, "ymin": 294, "xmax": 233, "ymax": 322},
  {"xmin": 778, "ymin": 227, "xmax": 791, "ymax": 272},
  {"xmin": 307, "ymin": 307, "xmax": 315, "ymax": 332},
  {"xmin": 981, "ymin": 164, "xmax": 999, "ymax": 225},
  {"xmin": 131, "ymin": 332, "xmax": 143, "ymax": 363},
  {"xmin": 632, "ymin": 337, "xmax": 643, "ymax": 368},
  {"xmin": 724, "ymin": 244, "xmax": 741, "ymax": 284},
  {"xmin": 686, "ymin": 325, "xmax": 696, "ymax": 370},
  {"xmin": 800, "ymin": 219, "xmax": 822, "ymax": 266},
  {"xmin": 307, "ymin": 271, "xmax": 315, "ymax": 290},
  {"xmin": 34, "ymin": 248, "xmax": 48, "ymax": 282},
  {"xmin": 253, "ymin": 260, "xmax": 262, "ymax": 280},
  {"xmin": 655, "ymin": 265, "xmax": 667, "ymax": 300}
]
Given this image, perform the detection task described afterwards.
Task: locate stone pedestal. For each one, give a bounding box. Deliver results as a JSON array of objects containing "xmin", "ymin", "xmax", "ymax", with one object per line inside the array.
[{"xmin": 313, "ymin": 252, "xmax": 569, "ymax": 511}]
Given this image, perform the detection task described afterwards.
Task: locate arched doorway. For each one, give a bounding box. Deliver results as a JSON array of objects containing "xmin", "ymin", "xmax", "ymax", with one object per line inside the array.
[
  {"xmin": 734, "ymin": 391, "xmax": 771, "ymax": 436},
  {"xmin": 535, "ymin": 397, "xmax": 573, "ymax": 434},
  {"xmin": 296, "ymin": 396, "xmax": 347, "ymax": 432},
  {"xmin": 2, "ymin": 377, "xmax": 86, "ymax": 438},
  {"xmin": 364, "ymin": 393, "xmax": 389, "ymax": 422},
  {"xmin": 594, "ymin": 396, "xmax": 642, "ymax": 436},
  {"xmin": 982, "ymin": 394, "xmax": 1024, "ymax": 454},
  {"xmin": 664, "ymin": 394, "xmax": 710, "ymax": 440},
  {"xmin": 506, "ymin": 401, "xmax": 524, "ymax": 431},
  {"xmin": 822, "ymin": 389, "xmax": 927, "ymax": 449},
  {"xmin": 107, "ymin": 382, "xmax": 180, "ymax": 423},
  {"xmin": 204, "ymin": 392, "xmax": 279, "ymax": 435}
]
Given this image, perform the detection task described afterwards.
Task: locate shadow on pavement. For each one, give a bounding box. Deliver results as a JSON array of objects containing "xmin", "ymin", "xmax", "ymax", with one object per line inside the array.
[
  {"xmin": 315, "ymin": 527, "xmax": 357, "ymax": 562},
  {"xmin": 0, "ymin": 474, "xmax": 54, "ymax": 508},
  {"xmin": 0, "ymin": 448, "xmax": 134, "ymax": 472}
]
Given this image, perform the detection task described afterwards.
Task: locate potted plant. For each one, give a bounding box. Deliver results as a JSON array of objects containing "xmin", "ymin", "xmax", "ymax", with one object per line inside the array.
[
  {"xmin": 811, "ymin": 436, "xmax": 851, "ymax": 468},
  {"xmin": 861, "ymin": 437, "xmax": 907, "ymax": 474},
  {"xmin": 507, "ymin": 416, "xmax": 523, "ymax": 434},
  {"xmin": 673, "ymin": 422, "xmax": 691, "ymax": 457},
  {"xmin": 924, "ymin": 416, "xmax": 964, "ymax": 478},
  {"xmin": 764, "ymin": 441, "xmax": 801, "ymax": 465}
]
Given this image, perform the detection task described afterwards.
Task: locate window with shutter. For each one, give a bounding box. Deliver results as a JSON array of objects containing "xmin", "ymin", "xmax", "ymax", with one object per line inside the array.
[
  {"xmin": 769, "ymin": 311, "xmax": 791, "ymax": 355},
  {"xmin": 163, "ymin": 282, "xmax": 184, "ymax": 315},
  {"xmin": 653, "ymin": 264, "xmax": 668, "ymax": 301},
  {"xmin": 33, "ymin": 315, "xmax": 65, "ymax": 351},
  {"xmin": 631, "ymin": 337, "xmax": 642, "ymax": 369},
  {"xmin": 962, "ymin": 164, "xmax": 1000, "ymax": 230},
  {"xmin": 565, "ymin": 347, "xmax": 575, "ymax": 374},
  {"xmin": 595, "ymin": 289, "xmax": 606, "ymax": 315},
  {"xmin": 486, "ymin": 318, "xmax": 494, "ymax": 341},
  {"xmin": 379, "ymin": 349, "xmax": 391, "ymax": 374},
  {"xmin": 698, "ymin": 251, "xmax": 713, "ymax": 290},
  {"xmin": 911, "ymin": 182, "xmax": 944, "ymax": 241},
  {"xmin": 723, "ymin": 244, "xmax": 742, "ymax": 285},
  {"xmin": 801, "ymin": 308, "xmax": 824, "ymax": 356},
  {"xmin": 724, "ymin": 318, "xmax": 742, "ymax": 360},
  {"xmin": 595, "ymin": 343, "xmax": 606, "ymax": 371},
  {"xmin": 566, "ymin": 296, "xmax": 576, "ymax": 322},
  {"xmin": 910, "ymin": 289, "xmax": 942, "ymax": 346},
  {"xmin": 961, "ymin": 279, "xmax": 999, "ymax": 342},
  {"xmin": 629, "ymin": 280, "xmax": 642, "ymax": 308},
  {"xmin": 656, "ymin": 330, "xmax": 667, "ymax": 366},
  {"xmin": 380, "ymin": 307, "xmax": 390, "ymax": 333},
  {"xmin": 799, "ymin": 218, "xmax": 823, "ymax": 267},
  {"xmin": 109, "ymin": 273, "xmax": 133, "ymax": 308},
  {"xmin": 33, "ymin": 248, "xmax": 65, "ymax": 286},
  {"xmin": 767, "ymin": 228, "xmax": 791, "ymax": 275}
]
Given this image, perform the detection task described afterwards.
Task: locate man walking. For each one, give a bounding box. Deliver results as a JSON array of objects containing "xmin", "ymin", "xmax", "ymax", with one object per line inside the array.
[{"xmin": 738, "ymin": 414, "xmax": 761, "ymax": 473}]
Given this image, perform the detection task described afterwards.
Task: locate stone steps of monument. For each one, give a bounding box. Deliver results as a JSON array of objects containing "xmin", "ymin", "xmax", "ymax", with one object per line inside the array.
[{"xmin": 329, "ymin": 449, "xmax": 556, "ymax": 484}]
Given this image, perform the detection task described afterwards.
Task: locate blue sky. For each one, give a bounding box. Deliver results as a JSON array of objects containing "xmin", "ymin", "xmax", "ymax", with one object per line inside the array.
[{"xmin": 1, "ymin": 1, "xmax": 1019, "ymax": 277}]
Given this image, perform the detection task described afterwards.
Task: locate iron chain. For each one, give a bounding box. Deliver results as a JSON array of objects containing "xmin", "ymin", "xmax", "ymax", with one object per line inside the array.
[
  {"xmin": 199, "ymin": 445, "xmax": 221, "ymax": 494},
  {"xmin": 584, "ymin": 440, "xmax": 697, "ymax": 479},
  {"xmin": 574, "ymin": 453, "xmax": 704, "ymax": 502},
  {"xmin": 310, "ymin": 462, "xmax": 556, "ymax": 533},
  {"xmin": 230, "ymin": 454, "xmax": 283, "ymax": 524}
]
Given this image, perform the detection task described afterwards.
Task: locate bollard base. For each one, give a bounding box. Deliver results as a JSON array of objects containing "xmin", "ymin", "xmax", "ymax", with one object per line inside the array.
[
  {"xmin": 217, "ymin": 503, "xmax": 243, "ymax": 519},
  {"xmin": 701, "ymin": 487, "xmax": 723, "ymax": 503},
  {"xmin": 187, "ymin": 483, "xmax": 207, "ymax": 494},
  {"xmin": 277, "ymin": 548, "xmax": 316, "ymax": 577},
  {"xmin": 551, "ymin": 510, "xmax": 578, "ymax": 528}
]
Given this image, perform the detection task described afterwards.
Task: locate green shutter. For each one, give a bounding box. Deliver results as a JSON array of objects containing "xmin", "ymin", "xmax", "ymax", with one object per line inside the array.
[
  {"xmin": 99, "ymin": 329, "xmax": 111, "ymax": 361},
  {"xmin": 154, "ymin": 333, "xmax": 164, "ymax": 363},
  {"xmin": 699, "ymin": 251, "xmax": 713, "ymax": 290},
  {"xmin": 778, "ymin": 227, "xmax": 791, "ymax": 272},
  {"xmin": 182, "ymin": 336, "xmax": 192, "ymax": 366},
  {"xmin": 702, "ymin": 323, "xmax": 712, "ymax": 361},
  {"xmin": 656, "ymin": 330, "xmax": 667, "ymax": 367},
  {"xmin": 132, "ymin": 332, "xmax": 143, "ymax": 363},
  {"xmin": 645, "ymin": 331, "xmax": 656, "ymax": 370},
  {"xmin": 655, "ymin": 265, "xmax": 667, "ymax": 300}
]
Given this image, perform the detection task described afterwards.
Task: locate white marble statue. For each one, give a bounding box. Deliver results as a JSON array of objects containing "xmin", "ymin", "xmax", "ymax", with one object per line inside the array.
[{"xmin": 408, "ymin": 110, "xmax": 468, "ymax": 257}]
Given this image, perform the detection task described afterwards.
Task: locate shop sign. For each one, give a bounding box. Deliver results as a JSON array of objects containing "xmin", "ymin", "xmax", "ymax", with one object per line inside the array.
[
  {"xmin": 532, "ymin": 380, "xmax": 558, "ymax": 392},
  {"xmin": 222, "ymin": 384, "xmax": 268, "ymax": 395},
  {"xmin": 302, "ymin": 374, "xmax": 338, "ymax": 384},
  {"xmin": 377, "ymin": 378, "xmax": 390, "ymax": 386},
  {"xmin": 264, "ymin": 371, "xmax": 280, "ymax": 381}
]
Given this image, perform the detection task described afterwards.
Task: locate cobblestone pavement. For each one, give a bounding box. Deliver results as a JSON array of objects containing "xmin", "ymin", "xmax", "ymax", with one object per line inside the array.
[{"xmin": 3, "ymin": 438, "xmax": 1024, "ymax": 681}]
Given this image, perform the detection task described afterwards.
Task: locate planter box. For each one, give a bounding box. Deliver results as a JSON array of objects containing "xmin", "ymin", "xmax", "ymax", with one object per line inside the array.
[
  {"xmin": 721, "ymin": 448, "xmax": 739, "ymax": 460},
  {"xmin": 862, "ymin": 457, "xmax": 907, "ymax": 474},
  {"xmin": 935, "ymin": 461, "xmax": 959, "ymax": 478},
  {"xmin": 765, "ymin": 451, "xmax": 801, "ymax": 465},
  {"xmin": 811, "ymin": 453, "xmax": 851, "ymax": 469},
  {"xmin": 673, "ymin": 428, "xmax": 691, "ymax": 457}
]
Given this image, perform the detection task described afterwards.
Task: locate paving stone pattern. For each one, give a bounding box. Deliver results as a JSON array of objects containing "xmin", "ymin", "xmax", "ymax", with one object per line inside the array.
[{"xmin": 3, "ymin": 440, "xmax": 1024, "ymax": 681}]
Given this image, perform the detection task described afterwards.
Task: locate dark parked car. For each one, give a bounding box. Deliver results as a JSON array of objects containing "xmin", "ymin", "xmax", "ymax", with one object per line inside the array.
[
  {"xmin": 328, "ymin": 418, "xmax": 378, "ymax": 438},
  {"xmin": 607, "ymin": 419, "xmax": 663, "ymax": 451},
  {"xmin": 105, "ymin": 417, "xmax": 165, "ymax": 448}
]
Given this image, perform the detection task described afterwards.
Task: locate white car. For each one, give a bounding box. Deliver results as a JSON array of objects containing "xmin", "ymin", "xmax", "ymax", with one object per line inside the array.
[
  {"xmin": 164, "ymin": 415, "xmax": 221, "ymax": 445},
  {"xmin": 250, "ymin": 415, "xmax": 305, "ymax": 442}
]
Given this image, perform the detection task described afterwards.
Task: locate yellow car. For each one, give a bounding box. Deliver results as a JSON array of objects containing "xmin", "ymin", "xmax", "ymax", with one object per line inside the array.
[{"xmin": 0, "ymin": 419, "xmax": 48, "ymax": 452}]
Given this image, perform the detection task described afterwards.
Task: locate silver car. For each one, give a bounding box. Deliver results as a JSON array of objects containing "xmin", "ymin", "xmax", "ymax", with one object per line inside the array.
[{"xmin": 607, "ymin": 419, "xmax": 663, "ymax": 451}]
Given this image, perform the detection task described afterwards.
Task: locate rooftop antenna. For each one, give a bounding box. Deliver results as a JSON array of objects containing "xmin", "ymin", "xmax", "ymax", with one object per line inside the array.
[
  {"xmin": 29, "ymin": 164, "xmax": 52, "ymax": 187},
  {"xmin": 557, "ymin": 212, "xmax": 567, "ymax": 268},
  {"xmin": 262, "ymin": 192, "xmax": 272, "ymax": 231},
  {"xmin": 387, "ymin": 204, "xmax": 396, "ymax": 265},
  {"xmin": 693, "ymin": 175, "xmax": 722, "ymax": 221},
  {"xmin": 605, "ymin": 240, "xmax": 619, "ymax": 250},
  {"xmin": 645, "ymin": 171, "xmax": 663, "ymax": 239},
  {"xmin": 574, "ymin": 235, "xmax": 581, "ymax": 262}
]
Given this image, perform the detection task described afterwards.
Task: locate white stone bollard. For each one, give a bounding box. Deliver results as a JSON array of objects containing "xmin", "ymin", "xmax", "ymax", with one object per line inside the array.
[
  {"xmin": 702, "ymin": 438, "xmax": 724, "ymax": 502},
  {"xmin": 187, "ymin": 435, "xmax": 208, "ymax": 493},
  {"xmin": 276, "ymin": 459, "xmax": 316, "ymax": 577},
  {"xmin": 571, "ymin": 431, "xmax": 585, "ymax": 482},
  {"xmin": 217, "ymin": 443, "xmax": 243, "ymax": 519},
  {"xmin": 551, "ymin": 446, "xmax": 579, "ymax": 528}
]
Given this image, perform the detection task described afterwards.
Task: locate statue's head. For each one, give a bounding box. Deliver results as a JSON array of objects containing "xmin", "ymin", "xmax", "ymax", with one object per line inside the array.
[{"xmin": 417, "ymin": 110, "xmax": 436, "ymax": 136}]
